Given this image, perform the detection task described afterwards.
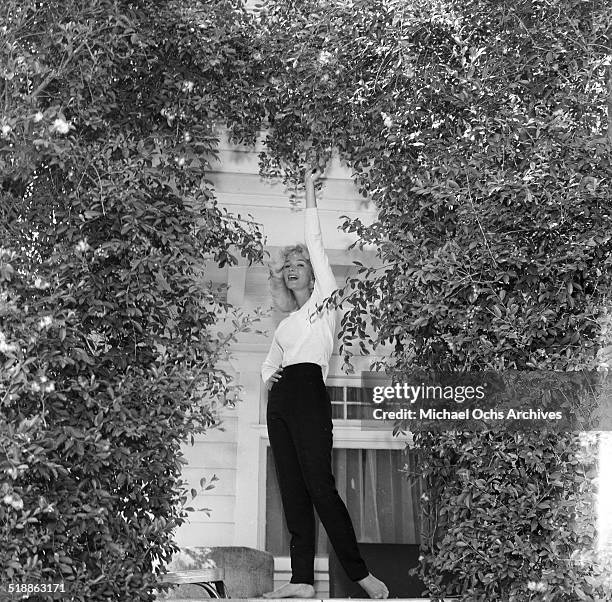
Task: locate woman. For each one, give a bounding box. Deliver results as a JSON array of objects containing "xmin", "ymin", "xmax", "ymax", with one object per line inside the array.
[{"xmin": 261, "ymin": 167, "xmax": 388, "ymax": 599}]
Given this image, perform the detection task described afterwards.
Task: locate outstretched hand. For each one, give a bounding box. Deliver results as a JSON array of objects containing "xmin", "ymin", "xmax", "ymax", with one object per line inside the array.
[{"xmin": 305, "ymin": 167, "xmax": 323, "ymax": 184}]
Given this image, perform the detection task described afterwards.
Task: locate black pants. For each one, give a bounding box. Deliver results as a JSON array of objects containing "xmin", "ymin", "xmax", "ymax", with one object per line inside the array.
[{"xmin": 267, "ymin": 362, "xmax": 369, "ymax": 585}]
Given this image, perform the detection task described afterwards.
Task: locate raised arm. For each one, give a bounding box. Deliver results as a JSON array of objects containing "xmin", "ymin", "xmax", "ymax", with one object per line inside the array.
[{"xmin": 304, "ymin": 169, "xmax": 337, "ymax": 297}]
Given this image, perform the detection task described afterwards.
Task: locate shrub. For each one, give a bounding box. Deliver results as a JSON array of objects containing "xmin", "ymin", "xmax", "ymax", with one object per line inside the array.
[
  {"xmin": 0, "ymin": 1, "xmax": 262, "ymax": 599},
  {"xmin": 415, "ymin": 430, "xmax": 605, "ymax": 601},
  {"xmin": 222, "ymin": 1, "xmax": 612, "ymax": 599}
]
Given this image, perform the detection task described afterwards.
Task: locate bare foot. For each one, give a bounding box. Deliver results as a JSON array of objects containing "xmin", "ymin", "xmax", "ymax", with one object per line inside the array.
[
  {"xmin": 262, "ymin": 582, "xmax": 315, "ymax": 599},
  {"xmin": 357, "ymin": 573, "xmax": 389, "ymax": 599}
]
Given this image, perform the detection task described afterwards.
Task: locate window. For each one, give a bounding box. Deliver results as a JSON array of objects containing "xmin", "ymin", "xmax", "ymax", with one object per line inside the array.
[
  {"xmin": 328, "ymin": 385, "xmax": 375, "ymax": 420},
  {"xmin": 265, "ymin": 446, "xmax": 422, "ymax": 556}
]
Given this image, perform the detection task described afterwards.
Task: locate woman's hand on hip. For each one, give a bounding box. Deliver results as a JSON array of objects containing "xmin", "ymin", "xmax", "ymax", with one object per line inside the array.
[{"xmin": 266, "ymin": 368, "xmax": 284, "ymax": 391}]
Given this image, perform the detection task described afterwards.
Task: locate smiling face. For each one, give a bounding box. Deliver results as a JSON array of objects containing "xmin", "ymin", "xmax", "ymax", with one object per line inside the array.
[{"xmin": 282, "ymin": 252, "xmax": 314, "ymax": 292}]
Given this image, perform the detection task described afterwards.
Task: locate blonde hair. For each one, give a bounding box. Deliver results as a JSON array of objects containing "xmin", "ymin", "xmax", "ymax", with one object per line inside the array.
[{"xmin": 269, "ymin": 244, "xmax": 314, "ymax": 312}]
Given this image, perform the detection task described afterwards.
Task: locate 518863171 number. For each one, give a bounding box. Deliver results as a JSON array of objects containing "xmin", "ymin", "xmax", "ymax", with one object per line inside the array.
[{"xmin": 5, "ymin": 583, "xmax": 67, "ymax": 595}]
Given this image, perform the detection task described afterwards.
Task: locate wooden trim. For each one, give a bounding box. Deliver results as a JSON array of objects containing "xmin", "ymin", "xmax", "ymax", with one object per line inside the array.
[{"xmin": 249, "ymin": 423, "xmax": 410, "ymax": 449}]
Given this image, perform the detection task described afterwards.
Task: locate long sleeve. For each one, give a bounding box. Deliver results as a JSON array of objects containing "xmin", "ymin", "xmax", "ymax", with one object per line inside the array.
[
  {"xmin": 261, "ymin": 334, "xmax": 283, "ymax": 383},
  {"xmin": 304, "ymin": 207, "xmax": 337, "ymax": 298}
]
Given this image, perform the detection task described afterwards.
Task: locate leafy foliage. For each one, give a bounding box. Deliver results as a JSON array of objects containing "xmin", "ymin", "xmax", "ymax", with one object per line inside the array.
[
  {"xmin": 3, "ymin": 0, "xmax": 611, "ymax": 597},
  {"xmin": 413, "ymin": 430, "xmax": 606, "ymax": 601},
  {"xmin": 236, "ymin": 0, "xmax": 612, "ymax": 373},
  {"xmin": 1, "ymin": 1, "xmax": 263, "ymax": 599},
  {"xmin": 223, "ymin": 0, "xmax": 612, "ymax": 599}
]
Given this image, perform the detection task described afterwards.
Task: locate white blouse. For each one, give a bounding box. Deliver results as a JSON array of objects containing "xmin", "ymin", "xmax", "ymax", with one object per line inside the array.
[{"xmin": 261, "ymin": 207, "xmax": 338, "ymax": 383}]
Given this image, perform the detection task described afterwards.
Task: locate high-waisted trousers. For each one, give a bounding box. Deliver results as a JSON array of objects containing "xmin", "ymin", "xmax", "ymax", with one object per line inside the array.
[{"xmin": 266, "ymin": 362, "xmax": 369, "ymax": 585}]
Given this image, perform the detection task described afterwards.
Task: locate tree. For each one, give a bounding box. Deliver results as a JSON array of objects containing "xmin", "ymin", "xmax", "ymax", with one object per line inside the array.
[
  {"xmin": 227, "ymin": 0, "xmax": 612, "ymax": 598},
  {"xmin": 0, "ymin": 1, "xmax": 263, "ymax": 599}
]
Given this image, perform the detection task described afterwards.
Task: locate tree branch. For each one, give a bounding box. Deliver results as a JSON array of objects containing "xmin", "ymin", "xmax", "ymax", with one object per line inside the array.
[
  {"xmin": 606, "ymin": 64, "xmax": 612, "ymax": 146},
  {"xmin": 28, "ymin": 41, "xmax": 88, "ymax": 103}
]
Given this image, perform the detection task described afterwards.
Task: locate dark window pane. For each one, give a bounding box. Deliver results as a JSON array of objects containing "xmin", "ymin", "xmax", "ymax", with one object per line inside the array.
[
  {"xmin": 346, "ymin": 387, "xmax": 374, "ymax": 403},
  {"xmin": 327, "ymin": 386, "xmax": 344, "ymax": 401},
  {"xmin": 331, "ymin": 403, "xmax": 345, "ymax": 420},
  {"xmin": 346, "ymin": 403, "xmax": 373, "ymax": 419}
]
